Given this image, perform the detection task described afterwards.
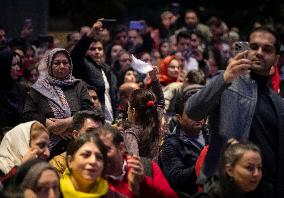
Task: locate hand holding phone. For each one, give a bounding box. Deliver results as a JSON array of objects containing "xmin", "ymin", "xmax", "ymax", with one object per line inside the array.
[
  {"xmin": 23, "ymin": 19, "xmax": 33, "ymax": 29},
  {"xmin": 99, "ymin": 19, "xmax": 117, "ymax": 29},
  {"xmin": 232, "ymin": 41, "xmax": 250, "ymax": 57}
]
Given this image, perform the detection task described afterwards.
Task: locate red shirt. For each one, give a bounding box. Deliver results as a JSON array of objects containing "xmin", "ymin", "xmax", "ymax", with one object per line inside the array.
[{"xmin": 108, "ymin": 160, "xmax": 178, "ymax": 198}]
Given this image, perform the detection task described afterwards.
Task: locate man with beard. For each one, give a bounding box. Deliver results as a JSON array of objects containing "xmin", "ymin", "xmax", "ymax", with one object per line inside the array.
[
  {"xmin": 159, "ymin": 84, "xmax": 208, "ymax": 196},
  {"xmin": 186, "ymin": 27, "xmax": 284, "ymax": 198},
  {"xmin": 176, "ymin": 9, "xmax": 211, "ymax": 43},
  {"xmin": 95, "ymin": 125, "xmax": 178, "ymax": 198}
]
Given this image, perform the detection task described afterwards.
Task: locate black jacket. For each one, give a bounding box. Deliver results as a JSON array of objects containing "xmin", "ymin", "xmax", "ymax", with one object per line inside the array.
[
  {"xmin": 23, "ymin": 80, "xmax": 93, "ymax": 124},
  {"xmin": 0, "ymin": 50, "xmax": 26, "ymax": 133},
  {"xmin": 71, "ymin": 35, "xmax": 117, "ymax": 115},
  {"xmin": 159, "ymin": 124, "xmax": 209, "ymax": 196},
  {"xmin": 192, "ymin": 176, "xmax": 272, "ymax": 198}
]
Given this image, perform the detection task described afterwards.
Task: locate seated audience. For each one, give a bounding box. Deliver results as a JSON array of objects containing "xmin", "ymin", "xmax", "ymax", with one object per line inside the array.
[{"xmin": 159, "ymin": 84, "xmax": 208, "ymax": 196}]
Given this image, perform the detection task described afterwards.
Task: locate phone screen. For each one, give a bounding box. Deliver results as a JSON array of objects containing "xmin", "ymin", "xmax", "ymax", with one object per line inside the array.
[{"xmin": 129, "ymin": 21, "xmax": 144, "ymax": 30}]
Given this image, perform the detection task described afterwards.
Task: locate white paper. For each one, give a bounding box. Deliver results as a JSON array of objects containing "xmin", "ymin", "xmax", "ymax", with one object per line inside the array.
[{"xmin": 130, "ymin": 54, "xmax": 153, "ymax": 74}]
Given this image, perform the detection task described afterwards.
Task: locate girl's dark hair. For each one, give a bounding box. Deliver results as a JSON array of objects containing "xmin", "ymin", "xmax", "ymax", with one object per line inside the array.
[
  {"xmin": 129, "ymin": 89, "xmax": 160, "ymax": 156},
  {"xmin": 66, "ymin": 133, "xmax": 109, "ymax": 176}
]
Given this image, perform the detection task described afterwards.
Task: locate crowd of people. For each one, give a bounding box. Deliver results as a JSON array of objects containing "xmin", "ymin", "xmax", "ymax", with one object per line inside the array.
[{"xmin": 0, "ymin": 7, "xmax": 284, "ymax": 198}]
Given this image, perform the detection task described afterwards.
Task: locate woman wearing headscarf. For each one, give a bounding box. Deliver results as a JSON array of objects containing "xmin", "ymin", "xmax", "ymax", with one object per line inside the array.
[
  {"xmin": 0, "ymin": 121, "xmax": 50, "ymax": 182},
  {"xmin": 23, "ymin": 48, "xmax": 94, "ymax": 157},
  {"xmin": 5, "ymin": 159, "xmax": 61, "ymax": 198},
  {"xmin": 0, "ymin": 49, "xmax": 26, "ymax": 134},
  {"xmin": 158, "ymin": 55, "xmax": 180, "ymax": 86}
]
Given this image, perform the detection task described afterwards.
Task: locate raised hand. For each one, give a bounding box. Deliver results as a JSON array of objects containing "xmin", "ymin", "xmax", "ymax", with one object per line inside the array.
[
  {"xmin": 149, "ymin": 65, "xmax": 159, "ymax": 81},
  {"xmin": 21, "ymin": 147, "xmax": 40, "ymax": 164},
  {"xmin": 127, "ymin": 155, "xmax": 144, "ymax": 196},
  {"xmin": 223, "ymin": 50, "xmax": 252, "ymax": 83},
  {"xmin": 87, "ymin": 20, "xmax": 103, "ymax": 39}
]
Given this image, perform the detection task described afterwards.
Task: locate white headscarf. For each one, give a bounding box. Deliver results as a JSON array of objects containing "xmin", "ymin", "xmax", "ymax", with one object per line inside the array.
[{"xmin": 0, "ymin": 121, "xmax": 36, "ymax": 174}]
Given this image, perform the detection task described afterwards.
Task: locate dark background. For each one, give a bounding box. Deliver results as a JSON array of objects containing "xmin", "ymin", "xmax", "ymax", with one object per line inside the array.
[
  {"xmin": 49, "ymin": 0, "xmax": 284, "ymax": 30},
  {"xmin": 0, "ymin": 0, "xmax": 283, "ymax": 37}
]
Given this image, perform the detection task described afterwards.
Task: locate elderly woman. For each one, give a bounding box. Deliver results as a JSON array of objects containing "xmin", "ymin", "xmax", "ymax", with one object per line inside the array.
[
  {"xmin": 0, "ymin": 121, "xmax": 50, "ymax": 178},
  {"xmin": 61, "ymin": 133, "xmax": 125, "ymax": 197},
  {"xmin": 23, "ymin": 48, "xmax": 94, "ymax": 157}
]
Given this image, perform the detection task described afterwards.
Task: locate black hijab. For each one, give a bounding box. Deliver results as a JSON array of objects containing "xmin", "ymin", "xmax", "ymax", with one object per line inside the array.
[
  {"xmin": 0, "ymin": 49, "xmax": 14, "ymax": 89},
  {"xmin": 0, "ymin": 49, "xmax": 26, "ymax": 131}
]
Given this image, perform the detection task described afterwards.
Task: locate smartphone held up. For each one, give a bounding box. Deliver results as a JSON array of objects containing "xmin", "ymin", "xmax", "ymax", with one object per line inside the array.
[
  {"xmin": 129, "ymin": 21, "xmax": 144, "ymax": 30},
  {"xmin": 99, "ymin": 19, "xmax": 117, "ymax": 30},
  {"xmin": 232, "ymin": 41, "xmax": 250, "ymax": 57}
]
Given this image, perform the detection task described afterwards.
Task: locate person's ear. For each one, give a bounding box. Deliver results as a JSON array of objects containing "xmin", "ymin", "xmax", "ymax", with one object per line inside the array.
[
  {"xmin": 119, "ymin": 142, "xmax": 127, "ymax": 155},
  {"xmin": 225, "ymin": 164, "xmax": 234, "ymax": 178},
  {"xmin": 273, "ymin": 55, "xmax": 280, "ymax": 67},
  {"xmin": 72, "ymin": 130, "xmax": 79, "ymax": 138},
  {"xmin": 67, "ymin": 155, "xmax": 73, "ymax": 170}
]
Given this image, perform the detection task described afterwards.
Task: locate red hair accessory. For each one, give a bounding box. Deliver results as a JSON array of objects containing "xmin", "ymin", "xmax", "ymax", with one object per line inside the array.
[{"xmin": 147, "ymin": 100, "xmax": 155, "ymax": 107}]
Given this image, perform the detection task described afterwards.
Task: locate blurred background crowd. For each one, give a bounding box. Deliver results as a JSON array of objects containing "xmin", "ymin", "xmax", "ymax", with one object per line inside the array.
[{"xmin": 0, "ymin": 1, "xmax": 284, "ymax": 198}]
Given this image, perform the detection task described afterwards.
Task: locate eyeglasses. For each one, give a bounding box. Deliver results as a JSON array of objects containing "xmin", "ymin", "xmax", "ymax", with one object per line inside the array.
[{"xmin": 53, "ymin": 60, "xmax": 70, "ymax": 66}]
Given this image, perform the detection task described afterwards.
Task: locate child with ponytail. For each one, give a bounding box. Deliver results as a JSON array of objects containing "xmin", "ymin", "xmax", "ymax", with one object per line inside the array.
[{"xmin": 124, "ymin": 66, "xmax": 165, "ymax": 160}]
